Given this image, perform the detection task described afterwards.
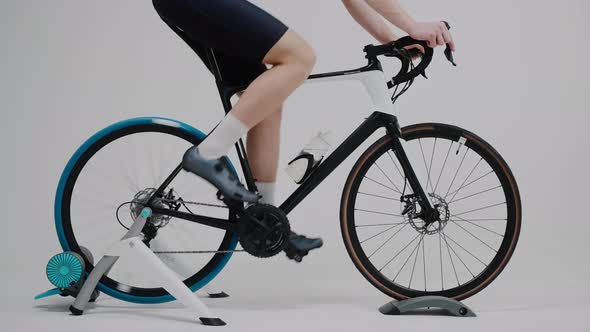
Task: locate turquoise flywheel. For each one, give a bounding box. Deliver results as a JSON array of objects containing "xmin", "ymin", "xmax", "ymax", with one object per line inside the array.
[{"xmin": 46, "ymin": 252, "xmax": 85, "ymax": 289}]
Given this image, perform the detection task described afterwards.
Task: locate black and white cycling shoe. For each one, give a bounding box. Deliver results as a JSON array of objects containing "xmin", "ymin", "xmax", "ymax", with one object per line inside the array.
[
  {"xmin": 285, "ymin": 232, "xmax": 323, "ymax": 263},
  {"xmin": 182, "ymin": 146, "xmax": 260, "ymax": 203}
]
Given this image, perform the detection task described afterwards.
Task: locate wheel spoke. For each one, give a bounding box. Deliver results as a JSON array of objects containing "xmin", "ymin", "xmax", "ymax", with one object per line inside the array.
[
  {"xmin": 85, "ymin": 162, "xmax": 138, "ymax": 194},
  {"xmin": 379, "ymin": 233, "xmax": 421, "ymax": 272},
  {"xmin": 374, "ymin": 161, "xmax": 403, "ymax": 194},
  {"xmin": 428, "ymin": 138, "xmax": 437, "ymax": 189},
  {"xmin": 448, "ymin": 185, "xmax": 502, "ymax": 205},
  {"xmin": 364, "ymin": 176, "xmax": 401, "ymax": 194},
  {"xmin": 386, "ymin": 151, "xmax": 406, "ymax": 181},
  {"xmin": 394, "ymin": 234, "xmax": 423, "ymax": 282},
  {"xmin": 448, "ymin": 218, "xmax": 507, "ymax": 222},
  {"xmin": 408, "ymin": 235, "xmax": 423, "ymax": 288},
  {"xmin": 443, "ymin": 232, "xmax": 489, "ymax": 267},
  {"xmin": 442, "ymin": 231, "xmax": 475, "ymax": 277},
  {"xmin": 446, "ymin": 170, "xmax": 494, "ymax": 198},
  {"xmin": 355, "ymin": 208, "xmax": 402, "ymax": 218},
  {"xmin": 447, "ymin": 157, "xmax": 483, "ymax": 202},
  {"xmin": 356, "ymin": 222, "xmax": 407, "ymax": 228},
  {"xmin": 433, "ymin": 141, "xmax": 453, "ymax": 194},
  {"xmin": 418, "ymin": 139, "xmax": 435, "ymax": 192},
  {"xmin": 444, "ymin": 148, "xmax": 469, "ymax": 198},
  {"xmin": 453, "ymin": 202, "xmax": 506, "ymax": 217},
  {"xmin": 422, "ymin": 235, "xmax": 427, "ymax": 291},
  {"xmin": 439, "ymin": 232, "xmax": 444, "ymax": 290},
  {"xmin": 450, "ymin": 214, "xmax": 505, "ymax": 237},
  {"xmin": 441, "ymin": 230, "xmax": 460, "ymax": 286},
  {"xmin": 360, "ymin": 225, "xmax": 399, "ymax": 244},
  {"xmin": 358, "ymin": 191, "xmax": 398, "ymax": 201},
  {"xmin": 450, "ymin": 220, "xmax": 498, "ymax": 253},
  {"xmin": 367, "ymin": 223, "xmax": 409, "ymax": 258}
]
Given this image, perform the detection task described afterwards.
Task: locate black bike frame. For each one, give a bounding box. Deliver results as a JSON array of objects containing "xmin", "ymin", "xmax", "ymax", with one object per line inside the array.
[{"xmin": 148, "ymin": 47, "xmax": 435, "ymax": 232}]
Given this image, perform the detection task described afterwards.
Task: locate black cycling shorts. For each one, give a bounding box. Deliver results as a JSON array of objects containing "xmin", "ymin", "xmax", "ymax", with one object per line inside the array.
[{"xmin": 152, "ymin": 0, "xmax": 289, "ymax": 87}]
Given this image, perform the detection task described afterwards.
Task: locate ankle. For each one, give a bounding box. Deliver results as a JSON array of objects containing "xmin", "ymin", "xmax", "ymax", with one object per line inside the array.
[
  {"xmin": 255, "ymin": 181, "xmax": 276, "ymax": 205},
  {"xmin": 199, "ymin": 113, "xmax": 249, "ymax": 159}
]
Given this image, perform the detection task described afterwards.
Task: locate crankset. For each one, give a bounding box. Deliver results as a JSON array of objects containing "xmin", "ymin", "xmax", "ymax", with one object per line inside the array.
[{"xmin": 238, "ymin": 204, "xmax": 291, "ymax": 258}]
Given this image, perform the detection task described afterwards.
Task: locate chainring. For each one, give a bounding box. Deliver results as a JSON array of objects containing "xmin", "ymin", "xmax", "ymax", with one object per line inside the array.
[{"xmin": 239, "ymin": 204, "xmax": 290, "ymax": 258}]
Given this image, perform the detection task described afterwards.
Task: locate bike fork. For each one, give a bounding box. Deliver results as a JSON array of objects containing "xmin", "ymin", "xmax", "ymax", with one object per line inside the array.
[{"xmin": 384, "ymin": 121, "xmax": 437, "ymax": 221}]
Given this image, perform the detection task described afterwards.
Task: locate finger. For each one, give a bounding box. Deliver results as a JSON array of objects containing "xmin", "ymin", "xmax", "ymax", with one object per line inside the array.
[
  {"xmin": 406, "ymin": 45, "xmax": 424, "ymax": 59},
  {"xmin": 427, "ymin": 33, "xmax": 437, "ymax": 48},
  {"xmin": 407, "ymin": 44, "xmax": 423, "ymax": 51},
  {"xmin": 436, "ymin": 32, "xmax": 445, "ymax": 46},
  {"xmin": 442, "ymin": 29, "xmax": 455, "ymax": 51}
]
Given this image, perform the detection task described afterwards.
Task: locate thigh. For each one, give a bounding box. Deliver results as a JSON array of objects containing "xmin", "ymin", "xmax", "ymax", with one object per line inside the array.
[{"xmin": 152, "ymin": 0, "xmax": 287, "ymax": 85}]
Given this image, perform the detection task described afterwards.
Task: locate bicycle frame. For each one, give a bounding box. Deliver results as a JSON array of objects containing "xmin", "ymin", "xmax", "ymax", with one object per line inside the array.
[{"xmin": 148, "ymin": 48, "xmax": 436, "ymax": 231}]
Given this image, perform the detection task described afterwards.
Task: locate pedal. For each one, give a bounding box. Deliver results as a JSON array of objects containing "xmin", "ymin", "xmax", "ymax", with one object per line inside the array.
[
  {"xmin": 285, "ymin": 247, "xmax": 309, "ymax": 263},
  {"xmin": 284, "ymin": 233, "xmax": 323, "ymax": 263}
]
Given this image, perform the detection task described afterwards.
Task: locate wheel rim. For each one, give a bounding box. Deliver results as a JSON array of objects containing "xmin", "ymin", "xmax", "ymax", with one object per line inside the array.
[
  {"xmin": 55, "ymin": 120, "xmax": 238, "ymax": 302},
  {"xmin": 342, "ymin": 125, "xmax": 520, "ymax": 300}
]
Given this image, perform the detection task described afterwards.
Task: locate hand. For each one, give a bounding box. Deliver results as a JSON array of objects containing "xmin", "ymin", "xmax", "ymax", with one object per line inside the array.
[{"xmin": 408, "ymin": 21, "xmax": 455, "ymax": 51}]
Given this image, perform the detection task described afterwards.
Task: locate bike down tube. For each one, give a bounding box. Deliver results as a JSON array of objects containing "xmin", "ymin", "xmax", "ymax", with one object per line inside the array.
[{"xmin": 280, "ymin": 112, "xmax": 391, "ymax": 214}]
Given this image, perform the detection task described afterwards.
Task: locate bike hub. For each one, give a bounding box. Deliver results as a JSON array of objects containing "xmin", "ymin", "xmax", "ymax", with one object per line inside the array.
[{"xmin": 402, "ymin": 193, "xmax": 450, "ymax": 235}]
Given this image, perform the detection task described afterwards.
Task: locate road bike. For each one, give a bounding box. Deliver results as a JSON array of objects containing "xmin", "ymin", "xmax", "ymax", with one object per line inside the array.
[{"xmin": 54, "ymin": 26, "xmax": 521, "ymax": 305}]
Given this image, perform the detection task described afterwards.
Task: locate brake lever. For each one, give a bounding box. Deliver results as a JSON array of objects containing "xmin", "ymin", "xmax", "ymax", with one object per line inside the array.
[
  {"xmin": 442, "ymin": 21, "xmax": 457, "ymax": 66},
  {"xmin": 401, "ymin": 48, "xmax": 428, "ymax": 79}
]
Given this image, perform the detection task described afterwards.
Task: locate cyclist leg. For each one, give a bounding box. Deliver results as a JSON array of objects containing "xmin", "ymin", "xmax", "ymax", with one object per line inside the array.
[
  {"xmin": 153, "ymin": 0, "xmax": 322, "ymax": 257},
  {"xmin": 246, "ymin": 104, "xmax": 282, "ymax": 200},
  {"xmin": 153, "ymin": 0, "xmax": 314, "ymax": 203}
]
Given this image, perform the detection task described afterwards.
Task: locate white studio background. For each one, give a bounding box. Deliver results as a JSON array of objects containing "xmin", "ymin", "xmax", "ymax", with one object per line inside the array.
[{"xmin": 1, "ymin": 0, "xmax": 589, "ymax": 331}]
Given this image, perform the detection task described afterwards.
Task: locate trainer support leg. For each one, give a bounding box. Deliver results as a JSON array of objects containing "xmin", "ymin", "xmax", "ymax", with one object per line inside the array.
[{"xmin": 70, "ymin": 208, "xmax": 226, "ymax": 326}]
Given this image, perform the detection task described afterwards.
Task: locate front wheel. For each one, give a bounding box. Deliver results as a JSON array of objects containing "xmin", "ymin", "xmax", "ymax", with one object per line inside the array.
[{"xmin": 341, "ymin": 123, "xmax": 521, "ymax": 300}]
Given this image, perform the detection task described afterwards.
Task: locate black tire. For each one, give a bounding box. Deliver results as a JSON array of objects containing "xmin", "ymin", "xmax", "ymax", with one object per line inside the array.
[
  {"xmin": 340, "ymin": 123, "xmax": 521, "ymax": 300},
  {"xmin": 56, "ymin": 121, "xmax": 238, "ymax": 302}
]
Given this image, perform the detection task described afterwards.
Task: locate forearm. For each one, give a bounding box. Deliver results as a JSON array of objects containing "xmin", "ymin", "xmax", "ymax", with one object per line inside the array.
[
  {"xmin": 364, "ymin": 0, "xmax": 416, "ymax": 34},
  {"xmin": 341, "ymin": 0, "xmax": 398, "ymax": 44}
]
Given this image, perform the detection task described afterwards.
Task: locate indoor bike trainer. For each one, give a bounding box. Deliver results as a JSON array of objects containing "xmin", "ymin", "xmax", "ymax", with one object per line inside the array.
[{"xmin": 35, "ymin": 24, "xmax": 521, "ymax": 326}]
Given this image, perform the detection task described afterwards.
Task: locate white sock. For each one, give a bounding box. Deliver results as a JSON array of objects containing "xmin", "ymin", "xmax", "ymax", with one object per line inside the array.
[
  {"xmin": 199, "ymin": 113, "xmax": 249, "ymax": 159},
  {"xmin": 256, "ymin": 181, "xmax": 276, "ymax": 205}
]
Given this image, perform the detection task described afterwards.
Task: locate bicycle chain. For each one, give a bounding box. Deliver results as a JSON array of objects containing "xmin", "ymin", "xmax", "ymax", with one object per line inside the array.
[
  {"xmin": 159, "ymin": 198, "xmax": 228, "ymax": 209},
  {"xmin": 153, "ymin": 249, "xmax": 244, "ymax": 255},
  {"xmin": 150, "ymin": 197, "xmax": 240, "ymax": 255}
]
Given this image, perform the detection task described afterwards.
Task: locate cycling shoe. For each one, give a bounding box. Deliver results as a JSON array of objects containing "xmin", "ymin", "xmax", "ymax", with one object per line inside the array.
[
  {"xmin": 182, "ymin": 146, "xmax": 259, "ymax": 203},
  {"xmin": 285, "ymin": 232, "xmax": 323, "ymax": 263}
]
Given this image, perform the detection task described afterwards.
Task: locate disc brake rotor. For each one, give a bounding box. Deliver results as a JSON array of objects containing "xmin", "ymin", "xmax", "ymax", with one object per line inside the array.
[{"xmin": 403, "ymin": 193, "xmax": 450, "ymax": 235}]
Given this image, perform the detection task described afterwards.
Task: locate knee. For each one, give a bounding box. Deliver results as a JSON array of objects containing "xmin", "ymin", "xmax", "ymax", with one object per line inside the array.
[
  {"xmin": 294, "ymin": 44, "xmax": 317, "ymax": 75},
  {"xmin": 264, "ymin": 31, "xmax": 316, "ymax": 77},
  {"xmin": 284, "ymin": 38, "xmax": 316, "ymax": 76}
]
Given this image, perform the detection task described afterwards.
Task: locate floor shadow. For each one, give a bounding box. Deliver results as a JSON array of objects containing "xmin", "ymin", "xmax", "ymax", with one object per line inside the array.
[
  {"xmin": 33, "ymin": 301, "xmax": 204, "ymax": 326},
  {"xmin": 381, "ymin": 308, "xmax": 461, "ymax": 317},
  {"xmin": 33, "ymin": 302, "xmax": 96, "ymax": 313}
]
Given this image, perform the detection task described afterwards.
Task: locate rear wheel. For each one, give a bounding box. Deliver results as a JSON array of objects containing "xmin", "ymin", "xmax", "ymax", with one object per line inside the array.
[
  {"xmin": 341, "ymin": 123, "xmax": 521, "ymax": 300},
  {"xmin": 55, "ymin": 118, "xmax": 238, "ymax": 303}
]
